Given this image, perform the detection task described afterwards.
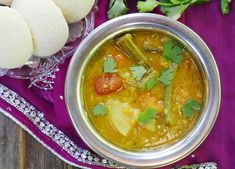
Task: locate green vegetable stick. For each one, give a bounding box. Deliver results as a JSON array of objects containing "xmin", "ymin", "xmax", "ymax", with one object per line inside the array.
[
  {"xmin": 116, "ymin": 34, "xmax": 151, "ymax": 67},
  {"xmin": 164, "ymin": 64, "xmax": 177, "ymax": 125}
]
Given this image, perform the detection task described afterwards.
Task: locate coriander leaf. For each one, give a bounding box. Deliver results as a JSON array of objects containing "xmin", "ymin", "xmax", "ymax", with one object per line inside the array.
[
  {"xmin": 104, "ymin": 56, "xmax": 117, "ymax": 73},
  {"xmin": 130, "ymin": 66, "xmax": 147, "ymax": 80},
  {"xmin": 183, "ymin": 99, "xmax": 200, "ymax": 118},
  {"xmin": 160, "ymin": 0, "xmax": 172, "ymax": 14},
  {"xmin": 192, "ymin": 0, "xmax": 210, "ymax": 5},
  {"xmin": 170, "ymin": 0, "xmax": 184, "ymax": 4},
  {"xmin": 159, "ymin": 0, "xmax": 210, "ymax": 20},
  {"xmin": 137, "ymin": 0, "xmax": 159, "ymax": 13},
  {"xmin": 146, "ymin": 77, "xmax": 158, "ymax": 89},
  {"xmin": 92, "ymin": 103, "xmax": 108, "ymax": 116},
  {"xmin": 137, "ymin": 69, "xmax": 158, "ymax": 88},
  {"xmin": 163, "ymin": 40, "xmax": 183, "ymax": 64},
  {"xmin": 159, "ymin": 64, "xmax": 176, "ymax": 86},
  {"xmin": 108, "ymin": 0, "xmax": 129, "ymax": 19},
  {"xmin": 109, "ymin": 0, "xmax": 116, "ymax": 8},
  {"xmin": 165, "ymin": 4, "xmax": 189, "ymax": 20},
  {"xmin": 221, "ymin": 0, "xmax": 231, "ymax": 15},
  {"xmin": 138, "ymin": 108, "xmax": 157, "ymax": 124},
  {"xmin": 160, "ymin": 0, "xmax": 193, "ymax": 20}
]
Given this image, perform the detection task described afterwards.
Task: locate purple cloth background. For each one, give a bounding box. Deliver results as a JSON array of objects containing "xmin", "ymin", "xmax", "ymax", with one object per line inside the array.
[{"xmin": 0, "ymin": 0, "xmax": 234, "ymax": 168}]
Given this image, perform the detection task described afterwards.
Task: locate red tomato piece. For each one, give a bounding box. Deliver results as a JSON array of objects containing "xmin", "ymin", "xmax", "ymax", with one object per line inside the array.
[{"xmin": 94, "ymin": 73, "xmax": 123, "ymax": 95}]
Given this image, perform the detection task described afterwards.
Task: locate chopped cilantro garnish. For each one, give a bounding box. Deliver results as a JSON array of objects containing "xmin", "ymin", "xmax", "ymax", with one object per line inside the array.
[
  {"xmin": 163, "ymin": 40, "xmax": 183, "ymax": 64},
  {"xmin": 104, "ymin": 56, "xmax": 117, "ymax": 73},
  {"xmin": 146, "ymin": 77, "xmax": 158, "ymax": 90},
  {"xmin": 130, "ymin": 66, "xmax": 147, "ymax": 81},
  {"xmin": 182, "ymin": 99, "xmax": 200, "ymax": 118},
  {"xmin": 159, "ymin": 64, "xmax": 176, "ymax": 86},
  {"xmin": 108, "ymin": 0, "xmax": 129, "ymax": 19},
  {"xmin": 138, "ymin": 108, "xmax": 157, "ymax": 124},
  {"xmin": 92, "ymin": 104, "xmax": 108, "ymax": 116}
]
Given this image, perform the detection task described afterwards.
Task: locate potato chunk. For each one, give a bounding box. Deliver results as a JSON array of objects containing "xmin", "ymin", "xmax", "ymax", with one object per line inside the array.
[{"xmin": 106, "ymin": 99, "xmax": 140, "ymax": 136}]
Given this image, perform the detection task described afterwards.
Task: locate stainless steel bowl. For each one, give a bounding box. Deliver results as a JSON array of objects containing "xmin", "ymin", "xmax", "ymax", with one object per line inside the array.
[{"xmin": 65, "ymin": 13, "xmax": 221, "ymax": 168}]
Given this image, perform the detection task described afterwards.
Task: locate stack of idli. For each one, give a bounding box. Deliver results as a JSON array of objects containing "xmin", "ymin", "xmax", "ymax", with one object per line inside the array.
[
  {"xmin": 0, "ymin": 0, "xmax": 12, "ymax": 6},
  {"xmin": 11, "ymin": 0, "xmax": 69, "ymax": 57},
  {"xmin": 0, "ymin": 0, "xmax": 95, "ymax": 69},
  {"xmin": 0, "ymin": 7, "xmax": 33, "ymax": 69},
  {"xmin": 52, "ymin": 0, "xmax": 95, "ymax": 23}
]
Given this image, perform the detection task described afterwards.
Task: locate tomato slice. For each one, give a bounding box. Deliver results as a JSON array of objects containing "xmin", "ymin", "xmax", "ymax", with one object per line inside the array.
[{"xmin": 94, "ymin": 73, "xmax": 123, "ymax": 95}]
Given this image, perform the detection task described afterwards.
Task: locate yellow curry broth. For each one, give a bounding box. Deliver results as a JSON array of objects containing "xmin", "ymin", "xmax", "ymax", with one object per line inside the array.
[{"xmin": 83, "ymin": 31, "xmax": 204, "ymax": 151}]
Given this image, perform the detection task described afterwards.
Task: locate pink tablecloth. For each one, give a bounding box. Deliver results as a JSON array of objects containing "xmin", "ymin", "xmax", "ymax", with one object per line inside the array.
[{"xmin": 0, "ymin": 0, "xmax": 234, "ymax": 168}]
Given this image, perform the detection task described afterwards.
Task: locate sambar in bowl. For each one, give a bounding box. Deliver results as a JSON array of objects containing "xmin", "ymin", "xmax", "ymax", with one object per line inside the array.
[{"xmin": 65, "ymin": 13, "xmax": 220, "ymax": 168}]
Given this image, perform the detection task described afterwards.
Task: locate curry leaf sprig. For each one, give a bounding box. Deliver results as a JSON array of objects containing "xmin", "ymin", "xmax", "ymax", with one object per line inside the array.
[{"xmin": 137, "ymin": 0, "xmax": 211, "ymax": 20}]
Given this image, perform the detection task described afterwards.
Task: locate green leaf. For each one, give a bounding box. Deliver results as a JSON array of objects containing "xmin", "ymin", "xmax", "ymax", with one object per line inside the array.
[
  {"xmin": 159, "ymin": 68, "xmax": 173, "ymax": 86},
  {"xmin": 104, "ymin": 56, "xmax": 117, "ymax": 73},
  {"xmin": 92, "ymin": 104, "xmax": 108, "ymax": 116},
  {"xmin": 182, "ymin": 99, "xmax": 200, "ymax": 118},
  {"xmin": 160, "ymin": 0, "xmax": 173, "ymax": 13},
  {"xmin": 221, "ymin": 0, "xmax": 231, "ymax": 15},
  {"xmin": 137, "ymin": 0, "xmax": 159, "ymax": 13},
  {"xmin": 146, "ymin": 77, "xmax": 158, "ymax": 89},
  {"xmin": 159, "ymin": 64, "xmax": 176, "ymax": 86},
  {"xmin": 160, "ymin": 0, "xmax": 192, "ymax": 20},
  {"xmin": 108, "ymin": 0, "xmax": 129, "ymax": 19},
  {"xmin": 138, "ymin": 108, "xmax": 157, "ymax": 124},
  {"xmin": 163, "ymin": 40, "xmax": 183, "ymax": 63},
  {"xmin": 159, "ymin": 0, "xmax": 209, "ymax": 20},
  {"xmin": 130, "ymin": 66, "xmax": 147, "ymax": 80},
  {"xmin": 192, "ymin": 0, "xmax": 210, "ymax": 5},
  {"xmin": 109, "ymin": 0, "xmax": 116, "ymax": 8},
  {"xmin": 170, "ymin": 0, "xmax": 184, "ymax": 4},
  {"xmin": 165, "ymin": 4, "xmax": 189, "ymax": 20}
]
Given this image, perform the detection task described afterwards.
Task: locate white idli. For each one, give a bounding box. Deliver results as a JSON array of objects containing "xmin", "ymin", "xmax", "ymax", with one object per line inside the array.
[
  {"xmin": 52, "ymin": 0, "xmax": 95, "ymax": 23},
  {"xmin": 0, "ymin": 0, "xmax": 13, "ymax": 6},
  {"xmin": 11, "ymin": 0, "xmax": 69, "ymax": 57},
  {"xmin": 0, "ymin": 7, "xmax": 33, "ymax": 69}
]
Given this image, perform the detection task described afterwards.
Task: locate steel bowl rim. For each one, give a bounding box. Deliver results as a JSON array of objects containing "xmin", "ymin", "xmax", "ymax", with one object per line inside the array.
[{"xmin": 65, "ymin": 13, "xmax": 221, "ymax": 168}]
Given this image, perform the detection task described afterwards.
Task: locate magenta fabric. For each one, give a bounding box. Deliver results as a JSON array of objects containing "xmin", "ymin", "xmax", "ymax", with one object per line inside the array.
[{"xmin": 0, "ymin": 0, "xmax": 234, "ymax": 168}]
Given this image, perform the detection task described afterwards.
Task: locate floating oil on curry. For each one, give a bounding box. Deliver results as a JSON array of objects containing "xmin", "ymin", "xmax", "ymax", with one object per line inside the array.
[{"xmin": 83, "ymin": 30, "xmax": 204, "ymax": 151}]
